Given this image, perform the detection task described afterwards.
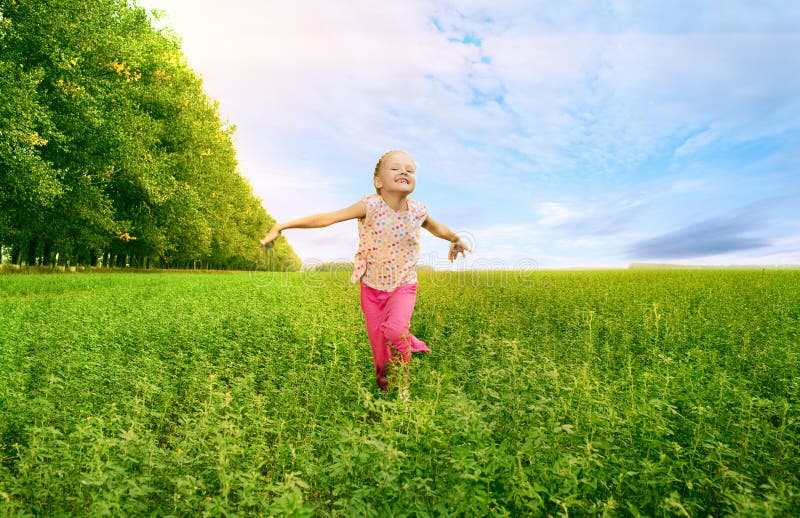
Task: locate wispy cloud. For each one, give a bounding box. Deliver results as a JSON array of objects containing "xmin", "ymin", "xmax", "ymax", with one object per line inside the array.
[
  {"xmin": 536, "ymin": 202, "xmax": 579, "ymax": 226},
  {"xmin": 627, "ymin": 212, "xmax": 770, "ymax": 260},
  {"xmin": 142, "ymin": 0, "xmax": 800, "ymax": 267}
]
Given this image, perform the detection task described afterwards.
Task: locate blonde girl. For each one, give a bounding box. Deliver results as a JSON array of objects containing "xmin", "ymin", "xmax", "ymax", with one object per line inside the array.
[{"xmin": 260, "ymin": 150, "xmax": 469, "ymax": 394}]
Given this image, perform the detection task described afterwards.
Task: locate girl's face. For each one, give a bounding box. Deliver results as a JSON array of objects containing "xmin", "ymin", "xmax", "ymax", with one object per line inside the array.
[{"xmin": 374, "ymin": 151, "xmax": 416, "ymax": 195}]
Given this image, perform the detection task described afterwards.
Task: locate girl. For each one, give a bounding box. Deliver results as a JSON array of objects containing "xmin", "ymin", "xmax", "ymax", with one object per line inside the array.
[{"xmin": 259, "ymin": 150, "xmax": 470, "ymax": 395}]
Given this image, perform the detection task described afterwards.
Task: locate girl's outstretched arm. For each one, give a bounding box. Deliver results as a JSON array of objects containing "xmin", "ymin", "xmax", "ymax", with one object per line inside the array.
[
  {"xmin": 260, "ymin": 201, "xmax": 367, "ymax": 249},
  {"xmin": 422, "ymin": 215, "xmax": 471, "ymax": 262}
]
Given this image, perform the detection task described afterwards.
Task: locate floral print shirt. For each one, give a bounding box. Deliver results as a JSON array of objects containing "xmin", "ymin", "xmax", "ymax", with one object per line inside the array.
[{"xmin": 350, "ymin": 194, "xmax": 427, "ymax": 291}]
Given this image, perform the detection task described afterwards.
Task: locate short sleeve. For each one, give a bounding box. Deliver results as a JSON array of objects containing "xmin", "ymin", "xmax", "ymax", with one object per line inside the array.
[
  {"xmin": 411, "ymin": 199, "xmax": 427, "ymax": 225},
  {"xmin": 362, "ymin": 194, "xmax": 380, "ymax": 219}
]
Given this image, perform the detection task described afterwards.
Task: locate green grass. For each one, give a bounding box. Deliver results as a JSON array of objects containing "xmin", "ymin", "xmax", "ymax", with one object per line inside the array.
[{"xmin": 1, "ymin": 270, "xmax": 798, "ymax": 516}]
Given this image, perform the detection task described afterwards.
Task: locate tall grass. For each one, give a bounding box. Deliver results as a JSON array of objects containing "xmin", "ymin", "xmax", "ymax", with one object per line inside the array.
[{"xmin": 1, "ymin": 270, "xmax": 798, "ymax": 515}]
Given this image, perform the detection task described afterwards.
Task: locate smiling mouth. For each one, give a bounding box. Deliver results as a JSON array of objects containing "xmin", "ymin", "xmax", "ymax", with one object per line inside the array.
[{"xmin": 396, "ymin": 178, "xmax": 409, "ymax": 185}]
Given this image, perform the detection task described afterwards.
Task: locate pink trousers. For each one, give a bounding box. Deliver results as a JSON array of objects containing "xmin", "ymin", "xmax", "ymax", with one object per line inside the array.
[{"xmin": 360, "ymin": 282, "xmax": 429, "ymax": 391}]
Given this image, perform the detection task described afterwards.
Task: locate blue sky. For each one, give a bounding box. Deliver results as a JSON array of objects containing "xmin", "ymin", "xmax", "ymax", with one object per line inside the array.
[{"xmin": 141, "ymin": 0, "xmax": 800, "ymax": 269}]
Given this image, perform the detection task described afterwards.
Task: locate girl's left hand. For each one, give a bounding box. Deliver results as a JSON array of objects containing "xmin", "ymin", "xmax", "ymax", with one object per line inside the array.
[{"xmin": 449, "ymin": 239, "xmax": 471, "ymax": 262}]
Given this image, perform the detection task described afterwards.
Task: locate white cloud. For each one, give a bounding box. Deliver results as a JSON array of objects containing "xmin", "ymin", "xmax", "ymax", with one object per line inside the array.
[
  {"xmin": 287, "ymin": 223, "xmax": 360, "ymax": 266},
  {"xmin": 147, "ymin": 1, "xmax": 800, "ymax": 184},
  {"xmin": 536, "ymin": 202, "xmax": 579, "ymax": 226},
  {"xmin": 138, "ymin": 0, "xmax": 800, "ymax": 268}
]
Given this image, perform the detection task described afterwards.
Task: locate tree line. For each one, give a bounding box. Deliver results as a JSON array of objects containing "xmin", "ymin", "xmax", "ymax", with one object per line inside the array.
[{"xmin": 0, "ymin": 0, "xmax": 300, "ymax": 271}]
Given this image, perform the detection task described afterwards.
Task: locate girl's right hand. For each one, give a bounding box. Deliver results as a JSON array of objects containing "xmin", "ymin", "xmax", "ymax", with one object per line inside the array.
[{"xmin": 260, "ymin": 227, "xmax": 281, "ymax": 249}]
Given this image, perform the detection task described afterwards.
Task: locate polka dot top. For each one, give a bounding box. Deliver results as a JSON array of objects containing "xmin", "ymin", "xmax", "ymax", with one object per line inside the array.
[{"xmin": 350, "ymin": 194, "xmax": 428, "ymax": 291}]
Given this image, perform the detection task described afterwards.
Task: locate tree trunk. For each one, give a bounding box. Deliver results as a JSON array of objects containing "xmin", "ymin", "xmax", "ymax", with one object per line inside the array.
[
  {"xmin": 42, "ymin": 239, "xmax": 54, "ymax": 266},
  {"xmin": 26, "ymin": 237, "xmax": 38, "ymax": 266}
]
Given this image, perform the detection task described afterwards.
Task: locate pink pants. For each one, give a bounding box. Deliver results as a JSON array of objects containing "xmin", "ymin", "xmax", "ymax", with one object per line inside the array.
[{"xmin": 360, "ymin": 282, "xmax": 429, "ymax": 391}]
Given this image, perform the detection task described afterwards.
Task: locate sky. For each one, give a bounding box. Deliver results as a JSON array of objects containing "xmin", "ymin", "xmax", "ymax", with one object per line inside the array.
[{"xmin": 139, "ymin": 0, "xmax": 800, "ymax": 269}]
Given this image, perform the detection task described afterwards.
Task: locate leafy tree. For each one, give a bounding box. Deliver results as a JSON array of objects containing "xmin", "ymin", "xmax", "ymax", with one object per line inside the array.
[
  {"xmin": 0, "ymin": 12, "xmax": 61, "ymax": 263},
  {"xmin": 0, "ymin": 0, "xmax": 299, "ymax": 270}
]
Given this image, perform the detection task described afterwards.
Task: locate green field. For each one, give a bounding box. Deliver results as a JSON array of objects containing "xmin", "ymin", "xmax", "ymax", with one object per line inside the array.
[{"xmin": 1, "ymin": 270, "xmax": 798, "ymax": 516}]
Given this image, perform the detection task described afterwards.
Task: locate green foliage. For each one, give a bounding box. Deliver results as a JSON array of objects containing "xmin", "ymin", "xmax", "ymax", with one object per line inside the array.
[
  {"xmin": 305, "ymin": 262, "xmax": 355, "ymax": 273},
  {"xmin": 1, "ymin": 270, "xmax": 798, "ymax": 515},
  {"xmin": 0, "ymin": 0, "xmax": 299, "ymax": 270}
]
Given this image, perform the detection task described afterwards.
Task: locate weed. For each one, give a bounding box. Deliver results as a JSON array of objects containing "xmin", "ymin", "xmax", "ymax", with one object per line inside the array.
[{"xmin": 1, "ymin": 270, "xmax": 798, "ymax": 515}]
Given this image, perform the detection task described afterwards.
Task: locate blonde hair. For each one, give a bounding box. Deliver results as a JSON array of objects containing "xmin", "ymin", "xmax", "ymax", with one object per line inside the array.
[{"xmin": 373, "ymin": 149, "xmax": 408, "ymax": 194}]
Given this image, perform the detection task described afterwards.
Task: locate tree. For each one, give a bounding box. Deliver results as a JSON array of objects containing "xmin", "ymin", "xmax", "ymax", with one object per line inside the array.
[{"xmin": 0, "ymin": 0, "xmax": 300, "ymax": 270}]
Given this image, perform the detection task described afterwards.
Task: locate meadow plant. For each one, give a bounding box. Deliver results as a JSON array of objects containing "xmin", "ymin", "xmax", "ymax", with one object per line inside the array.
[{"xmin": 1, "ymin": 270, "xmax": 798, "ymax": 515}]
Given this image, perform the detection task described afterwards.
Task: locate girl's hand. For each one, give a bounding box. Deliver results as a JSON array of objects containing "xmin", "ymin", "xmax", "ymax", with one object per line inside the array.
[
  {"xmin": 448, "ymin": 238, "xmax": 471, "ymax": 262},
  {"xmin": 260, "ymin": 227, "xmax": 281, "ymax": 250}
]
